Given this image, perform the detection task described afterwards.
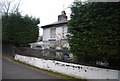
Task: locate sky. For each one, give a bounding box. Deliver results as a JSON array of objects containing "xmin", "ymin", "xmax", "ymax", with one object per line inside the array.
[{"xmin": 19, "ymin": 0, "xmax": 74, "ymax": 36}]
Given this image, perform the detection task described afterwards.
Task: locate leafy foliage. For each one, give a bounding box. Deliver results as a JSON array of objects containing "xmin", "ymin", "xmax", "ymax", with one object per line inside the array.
[
  {"xmin": 68, "ymin": 2, "xmax": 120, "ymax": 67},
  {"xmin": 2, "ymin": 13, "xmax": 40, "ymax": 46}
]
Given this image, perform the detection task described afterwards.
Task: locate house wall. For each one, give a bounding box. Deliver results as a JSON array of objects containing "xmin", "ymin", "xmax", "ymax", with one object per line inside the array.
[
  {"xmin": 56, "ymin": 25, "xmax": 68, "ymax": 39},
  {"xmin": 63, "ymin": 26, "xmax": 68, "ymax": 39},
  {"xmin": 43, "ymin": 25, "xmax": 68, "ymax": 41},
  {"xmin": 15, "ymin": 54, "xmax": 119, "ymax": 80},
  {"xmin": 43, "ymin": 28, "xmax": 50, "ymax": 41},
  {"xmin": 56, "ymin": 27, "xmax": 63, "ymax": 38}
]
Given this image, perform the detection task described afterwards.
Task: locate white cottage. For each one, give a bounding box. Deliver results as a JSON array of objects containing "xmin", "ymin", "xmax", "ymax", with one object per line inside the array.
[{"xmin": 30, "ymin": 11, "xmax": 69, "ymax": 49}]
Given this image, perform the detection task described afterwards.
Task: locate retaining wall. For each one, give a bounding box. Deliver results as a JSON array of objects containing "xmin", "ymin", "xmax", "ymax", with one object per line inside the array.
[{"xmin": 15, "ymin": 54, "xmax": 119, "ymax": 80}]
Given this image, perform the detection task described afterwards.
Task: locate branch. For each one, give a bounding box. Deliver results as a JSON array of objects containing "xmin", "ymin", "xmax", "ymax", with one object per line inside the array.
[
  {"xmin": 6, "ymin": 1, "xmax": 11, "ymax": 14},
  {"xmin": 11, "ymin": 0, "xmax": 21, "ymax": 13},
  {"xmin": 0, "ymin": 0, "xmax": 21, "ymax": 14}
]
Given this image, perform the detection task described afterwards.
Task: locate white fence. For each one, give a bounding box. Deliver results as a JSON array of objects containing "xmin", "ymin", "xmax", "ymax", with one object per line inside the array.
[{"xmin": 15, "ymin": 54, "xmax": 119, "ymax": 80}]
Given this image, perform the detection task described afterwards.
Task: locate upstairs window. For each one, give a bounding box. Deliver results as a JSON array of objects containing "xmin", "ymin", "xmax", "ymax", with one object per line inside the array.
[{"xmin": 50, "ymin": 28, "xmax": 56, "ymax": 38}]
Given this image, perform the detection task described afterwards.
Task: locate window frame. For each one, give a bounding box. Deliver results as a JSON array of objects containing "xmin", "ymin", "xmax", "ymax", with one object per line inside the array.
[{"xmin": 50, "ymin": 28, "xmax": 56, "ymax": 38}]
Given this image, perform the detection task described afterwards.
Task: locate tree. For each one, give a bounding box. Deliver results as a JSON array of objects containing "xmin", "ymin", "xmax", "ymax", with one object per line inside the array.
[
  {"xmin": 2, "ymin": 13, "xmax": 40, "ymax": 47},
  {"xmin": 0, "ymin": 0, "xmax": 21, "ymax": 15},
  {"xmin": 68, "ymin": 2, "xmax": 120, "ymax": 67}
]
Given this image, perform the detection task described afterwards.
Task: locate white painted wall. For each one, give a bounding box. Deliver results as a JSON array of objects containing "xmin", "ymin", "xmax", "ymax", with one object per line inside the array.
[
  {"xmin": 43, "ymin": 25, "xmax": 68, "ymax": 41},
  {"xmin": 15, "ymin": 54, "xmax": 119, "ymax": 80},
  {"xmin": 63, "ymin": 26, "xmax": 68, "ymax": 39},
  {"xmin": 43, "ymin": 28, "xmax": 50, "ymax": 41},
  {"xmin": 56, "ymin": 27, "xmax": 63, "ymax": 38}
]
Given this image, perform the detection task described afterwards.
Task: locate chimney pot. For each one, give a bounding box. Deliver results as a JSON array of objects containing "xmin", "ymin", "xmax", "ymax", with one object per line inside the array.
[{"xmin": 58, "ymin": 11, "xmax": 67, "ymax": 21}]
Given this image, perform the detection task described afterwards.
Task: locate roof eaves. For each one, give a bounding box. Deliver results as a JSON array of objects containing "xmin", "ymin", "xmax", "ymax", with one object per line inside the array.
[{"xmin": 41, "ymin": 21, "xmax": 68, "ymax": 28}]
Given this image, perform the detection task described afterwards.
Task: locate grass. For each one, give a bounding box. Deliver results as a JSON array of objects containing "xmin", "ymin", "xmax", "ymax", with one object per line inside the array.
[{"xmin": 2, "ymin": 54, "xmax": 87, "ymax": 81}]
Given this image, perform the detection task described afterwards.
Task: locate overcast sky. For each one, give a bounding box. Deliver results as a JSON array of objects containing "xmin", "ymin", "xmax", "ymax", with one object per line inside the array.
[{"xmin": 20, "ymin": 0, "xmax": 74, "ymax": 35}]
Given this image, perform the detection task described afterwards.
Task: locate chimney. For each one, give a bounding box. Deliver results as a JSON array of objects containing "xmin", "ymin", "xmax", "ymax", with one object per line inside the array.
[{"xmin": 58, "ymin": 11, "xmax": 67, "ymax": 21}]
